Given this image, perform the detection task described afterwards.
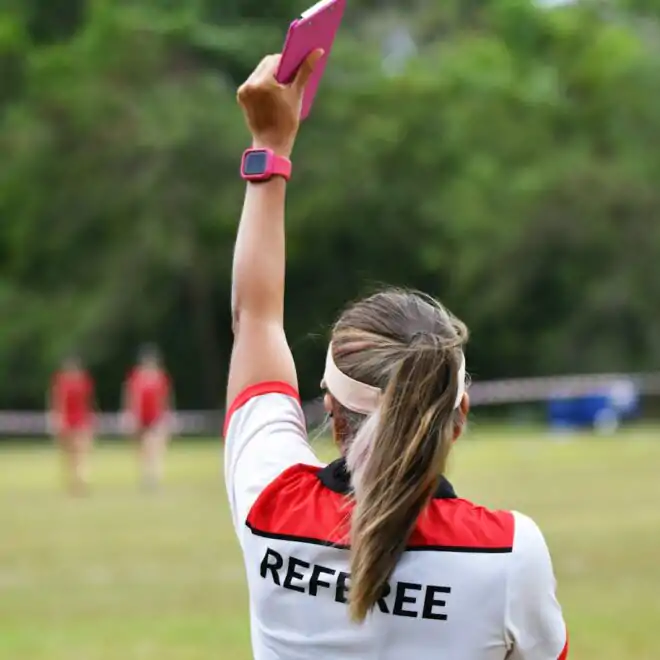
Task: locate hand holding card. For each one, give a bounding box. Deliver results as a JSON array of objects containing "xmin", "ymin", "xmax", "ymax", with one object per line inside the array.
[
  {"xmin": 275, "ymin": 0, "xmax": 346, "ymax": 120},
  {"xmin": 237, "ymin": 50, "xmax": 324, "ymax": 158}
]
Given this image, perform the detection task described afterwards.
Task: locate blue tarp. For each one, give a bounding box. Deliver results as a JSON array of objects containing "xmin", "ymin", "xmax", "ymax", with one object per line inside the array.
[{"xmin": 547, "ymin": 380, "xmax": 640, "ymax": 430}]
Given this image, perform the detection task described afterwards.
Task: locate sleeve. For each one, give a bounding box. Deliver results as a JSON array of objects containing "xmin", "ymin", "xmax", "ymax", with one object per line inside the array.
[
  {"xmin": 223, "ymin": 381, "xmax": 323, "ymax": 537},
  {"xmin": 505, "ymin": 512, "xmax": 569, "ymax": 660}
]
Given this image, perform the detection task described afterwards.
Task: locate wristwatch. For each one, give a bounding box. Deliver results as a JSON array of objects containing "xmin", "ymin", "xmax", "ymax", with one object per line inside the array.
[{"xmin": 240, "ymin": 148, "xmax": 292, "ymax": 182}]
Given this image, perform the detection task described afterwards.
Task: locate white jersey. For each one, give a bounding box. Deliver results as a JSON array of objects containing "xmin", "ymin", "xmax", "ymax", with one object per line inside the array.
[{"xmin": 224, "ymin": 382, "xmax": 569, "ymax": 660}]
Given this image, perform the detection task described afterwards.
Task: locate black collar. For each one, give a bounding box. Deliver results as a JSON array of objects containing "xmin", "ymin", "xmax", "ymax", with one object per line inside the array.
[{"xmin": 317, "ymin": 458, "xmax": 457, "ymax": 499}]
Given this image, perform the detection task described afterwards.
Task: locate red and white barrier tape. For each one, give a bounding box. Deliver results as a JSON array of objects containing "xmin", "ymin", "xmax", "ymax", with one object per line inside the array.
[{"xmin": 1, "ymin": 372, "xmax": 658, "ymax": 436}]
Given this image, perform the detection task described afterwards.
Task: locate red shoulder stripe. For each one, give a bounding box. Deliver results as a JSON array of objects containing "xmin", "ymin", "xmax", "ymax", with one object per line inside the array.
[
  {"xmin": 247, "ymin": 464, "xmax": 515, "ymax": 552},
  {"xmin": 247, "ymin": 463, "xmax": 350, "ymax": 545},
  {"xmin": 223, "ymin": 381, "xmax": 300, "ymax": 436},
  {"xmin": 410, "ymin": 498, "xmax": 514, "ymax": 551}
]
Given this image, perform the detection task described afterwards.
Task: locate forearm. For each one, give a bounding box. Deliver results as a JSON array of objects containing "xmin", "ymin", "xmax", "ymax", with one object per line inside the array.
[
  {"xmin": 232, "ymin": 178, "xmax": 287, "ymax": 328},
  {"xmin": 226, "ymin": 49, "xmax": 319, "ymax": 404}
]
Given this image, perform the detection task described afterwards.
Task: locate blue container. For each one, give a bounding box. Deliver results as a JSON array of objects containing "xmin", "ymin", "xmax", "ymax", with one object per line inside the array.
[{"xmin": 548, "ymin": 380, "xmax": 640, "ymax": 431}]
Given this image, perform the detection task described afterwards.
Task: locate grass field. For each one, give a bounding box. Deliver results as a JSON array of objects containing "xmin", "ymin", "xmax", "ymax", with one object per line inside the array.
[{"xmin": 1, "ymin": 427, "xmax": 659, "ymax": 659}]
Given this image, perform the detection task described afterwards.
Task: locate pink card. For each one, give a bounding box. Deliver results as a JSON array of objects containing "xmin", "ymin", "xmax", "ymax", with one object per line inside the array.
[{"xmin": 275, "ymin": 0, "xmax": 347, "ymax": 120}]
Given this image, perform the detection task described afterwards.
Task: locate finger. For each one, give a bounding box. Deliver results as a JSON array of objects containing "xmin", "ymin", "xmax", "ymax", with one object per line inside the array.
[
  {"xmin": 293, "ymin": 48, "xmax": 325, "ymax": 91},
  {"xmin": 239, "ymin": 54, "xmax": 276, "ymax": 93},
  {"xmin": 236, "ymin": 82, "xmax": 251, "ymax": 105},
  {"xmin": 255, "ymin": 54, "xmax": 280, "ymax": 80},
  {"xmin": 237, "ymin": 54, "xmax": 278, "ymax": 103},
  {"xmin": 249, "ymin": 54, "xmax": 281, "ymax": 87}
]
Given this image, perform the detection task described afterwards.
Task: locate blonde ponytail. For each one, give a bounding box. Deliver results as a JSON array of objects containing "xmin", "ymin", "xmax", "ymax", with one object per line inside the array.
[
  {"xmin": 346, "ymin": 341, "xmax": 463, "ymax": 622},
  {"xmin": 327, "ymin": 290, "xmax": 468, "ymax": 624}
]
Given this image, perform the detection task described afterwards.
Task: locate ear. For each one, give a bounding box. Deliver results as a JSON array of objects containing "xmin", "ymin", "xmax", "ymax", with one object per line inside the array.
[
  {"xmin": 460, "ymin": 393, "xmax": 470, "ymax": 417},
  {"xmin": 328, "ymin": 396, "xmax": 351, "ymax": 454},
  {"xmin": 453, "ymin": 393, "xmax": 470, "ymax": 442},
  {"xmin": 323, "ymin": 392, "xmax": 333, "ymax": 415}
]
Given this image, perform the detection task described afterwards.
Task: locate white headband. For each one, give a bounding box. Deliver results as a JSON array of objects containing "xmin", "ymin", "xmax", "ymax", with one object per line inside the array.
[{"xmin": 322, "ymin": 343, "xmax": 466, "ymax": 415}]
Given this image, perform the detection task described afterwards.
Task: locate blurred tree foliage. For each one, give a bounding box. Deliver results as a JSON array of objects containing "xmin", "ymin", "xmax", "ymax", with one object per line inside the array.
[{"xmin": 1, "ymin": 0, "xmax": 660, "ymax": 409}]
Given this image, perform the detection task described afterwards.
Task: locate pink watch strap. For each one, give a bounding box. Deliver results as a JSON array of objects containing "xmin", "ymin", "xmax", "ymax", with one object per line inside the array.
[{"xmin": 272, "ymin": 154, "xmax": 292, "ymax": 181}]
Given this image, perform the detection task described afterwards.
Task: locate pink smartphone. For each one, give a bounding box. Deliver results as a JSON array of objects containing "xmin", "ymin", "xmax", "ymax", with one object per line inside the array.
[{"xmin": 275, "ymin": 0, "xmax": 347, "ymax": 120}]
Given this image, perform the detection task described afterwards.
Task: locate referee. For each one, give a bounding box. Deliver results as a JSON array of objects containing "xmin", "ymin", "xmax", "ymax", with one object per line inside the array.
[{"xmin": 224, "ymin": 50, "xmax": 568, "ymax": 660}]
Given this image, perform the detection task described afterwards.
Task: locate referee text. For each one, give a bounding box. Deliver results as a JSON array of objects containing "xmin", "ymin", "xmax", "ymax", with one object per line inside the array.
[{"xmin": 259, "ymin": 547, "xmax": 451, "ymax": 620}]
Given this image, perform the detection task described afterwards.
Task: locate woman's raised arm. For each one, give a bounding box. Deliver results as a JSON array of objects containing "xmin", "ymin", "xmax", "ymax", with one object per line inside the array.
[{"xmin": 226, "ymin": 51, "xmax": 323, "ymax": 408}]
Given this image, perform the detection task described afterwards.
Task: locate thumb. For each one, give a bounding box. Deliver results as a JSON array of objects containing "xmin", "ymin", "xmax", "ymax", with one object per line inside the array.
[{"xmin": 293, "ymin": 48, "xmax": 325, "ymax": 91}]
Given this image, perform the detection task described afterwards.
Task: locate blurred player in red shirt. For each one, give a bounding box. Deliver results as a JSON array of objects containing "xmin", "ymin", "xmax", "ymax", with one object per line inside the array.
[
  {"xmin": 122, "ymin": 344, "xmax": 174, "ymax": 490},
  {"xmin": 48, "ymin": 355, "xmax": 95, "ymax": 496}
]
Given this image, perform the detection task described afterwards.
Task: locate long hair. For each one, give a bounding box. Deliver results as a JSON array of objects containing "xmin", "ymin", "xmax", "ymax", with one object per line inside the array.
[{"xmin": 329, "ymin": 289, "xmax": 468, "ymax": 623}]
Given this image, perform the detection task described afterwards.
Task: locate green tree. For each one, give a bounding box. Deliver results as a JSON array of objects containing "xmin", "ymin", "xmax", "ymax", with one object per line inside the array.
[{"xmin": 1, "ymin": 0, "xmax": 660, "ymax": 409}]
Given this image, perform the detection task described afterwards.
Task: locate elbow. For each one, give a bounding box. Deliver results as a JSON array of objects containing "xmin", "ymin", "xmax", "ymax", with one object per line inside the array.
[
  {"xmin": 231, "ymin": 285, "xmax": 240, "ymax": 334},
  {"xmin": 230, "ymin": 291, "xmax": 280, "ymax": 336},
  {"xmin": 231, "ymin": 284, "xmax": 244, "ymax": 335},
  {"xmin": 231, "ymin": 306, "xmax": 241, "ymax": 336}
]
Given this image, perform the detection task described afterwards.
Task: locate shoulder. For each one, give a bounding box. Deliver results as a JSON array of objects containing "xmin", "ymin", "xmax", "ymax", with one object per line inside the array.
[
  {"xmin": 246, "ymin": 463, "xmax": 349, "ymax": 547},
  {"xmin": 224, "ymin": 382, "xmax": 302, "ymax": 437},
  {"xmin": 412, "ymin": 496, "xmax": 515, "ymax": 552},
  {"xmin": 511, "ymin": 511, "xmax": 547, "ymax": 548},
  {"xmin": 504, "ymin": 512, "xmax": 567, "ymax": 657},
  {"xmin": 223, "ymin": 382, "xmax": 320, "ymax": 536},
  {"xmin": 506, "ymin": 510, "xmax": 559, "ymax": 613},
  {"xmin": 509, "ymin": 510, "xmax": 555, "ymax": 572}
]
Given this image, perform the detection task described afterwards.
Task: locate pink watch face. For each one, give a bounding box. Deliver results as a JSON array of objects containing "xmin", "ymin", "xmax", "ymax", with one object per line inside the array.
[{"xmin": 242, "ymin": 150, "xmax": 270, "ymax": 178}]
